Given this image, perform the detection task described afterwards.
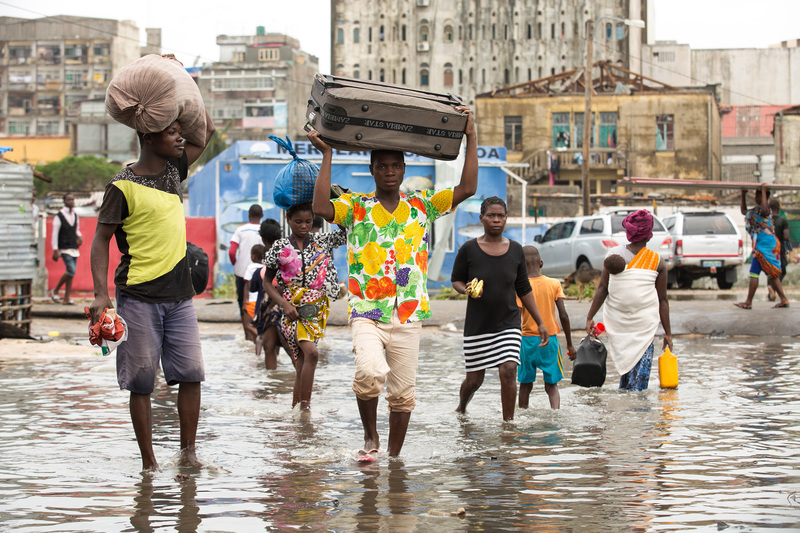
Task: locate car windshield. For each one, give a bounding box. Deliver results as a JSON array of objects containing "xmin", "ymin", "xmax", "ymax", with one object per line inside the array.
[
  {"xmin": 610, "ymin": 214, "xmax": 666, "ymax": 233},
  {"xmin": 682, "ymin": 214, "xmax": 737, "ymax": 235}
]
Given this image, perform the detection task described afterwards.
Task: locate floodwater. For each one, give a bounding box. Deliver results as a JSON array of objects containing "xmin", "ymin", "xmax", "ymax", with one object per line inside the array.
[{"xmin": 1, "ymin": 329, "xmax": 799, "ymax": 532}]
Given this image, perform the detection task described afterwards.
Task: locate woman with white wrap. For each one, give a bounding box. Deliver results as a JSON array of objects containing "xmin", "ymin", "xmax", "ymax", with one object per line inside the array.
[{"xmin": 585, "ymin": 210, "xmax": 673, "ymax": 391}]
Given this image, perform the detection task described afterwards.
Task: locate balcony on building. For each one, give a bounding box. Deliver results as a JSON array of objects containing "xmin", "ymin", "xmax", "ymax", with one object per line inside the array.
[
  {"xmin": 35, "ymin": 94, "xmax": 61, "ymax": 116},
  {"xmin": 91, "ymin": 42, "xmax": 111, "ymax": 64},
  {"xmin": 8, "ymin": 93, "xmax": 33, "ymax": 116},
  {"xmin": 64, "ymin": 43, "xmax": 89, "ymax": 64},
  {"xmin": 37, "ymin": 44, "xmax": 62, "ymax": 66},
  {"xmin": 8, "ymin": 44, "xmax": 33, "ymax": 65}
]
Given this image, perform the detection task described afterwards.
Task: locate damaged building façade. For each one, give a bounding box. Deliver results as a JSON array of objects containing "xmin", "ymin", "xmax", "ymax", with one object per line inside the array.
[{"xmin": 476, "ymin": 62, "xmax": 722, "ymax": 198}]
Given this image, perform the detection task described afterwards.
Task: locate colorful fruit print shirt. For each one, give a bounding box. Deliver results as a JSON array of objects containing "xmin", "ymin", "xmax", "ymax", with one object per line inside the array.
[{"xmin": 332, "ymin": 187, "xmax": 455, "ymax": 323}]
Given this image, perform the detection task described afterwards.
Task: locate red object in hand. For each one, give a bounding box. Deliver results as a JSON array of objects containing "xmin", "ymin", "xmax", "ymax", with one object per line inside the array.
[
  {"xmin": 592, "ymin": 322, "xmax": 605, "ymax": 335},
  {"xmin": 85, "ymin": 307, "xmax": 126, "ymax": 347}
]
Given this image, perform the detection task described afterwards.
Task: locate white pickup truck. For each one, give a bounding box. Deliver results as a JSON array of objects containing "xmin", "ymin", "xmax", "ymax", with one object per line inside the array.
[{"xmin": 661, "ymin": 211, "xmax": 744, "ymax": 289}]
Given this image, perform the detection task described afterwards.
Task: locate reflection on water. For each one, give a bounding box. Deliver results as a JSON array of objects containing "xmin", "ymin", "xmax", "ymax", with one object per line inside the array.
[{"xmin": 1, "ymin": 332, "xmax": 799, "ymax": 531}]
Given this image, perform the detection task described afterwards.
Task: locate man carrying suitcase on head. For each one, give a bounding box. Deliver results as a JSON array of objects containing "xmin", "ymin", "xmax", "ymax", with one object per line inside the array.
[{"xmin": 309, "ymin": 106, "xmax": 478, "ymax": 459}]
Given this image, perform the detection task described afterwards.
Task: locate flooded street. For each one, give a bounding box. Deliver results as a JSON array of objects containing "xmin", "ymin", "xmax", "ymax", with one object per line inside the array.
[{"xmin": 1, "ymin": 328, "xmax": 799, "ymax": 532}]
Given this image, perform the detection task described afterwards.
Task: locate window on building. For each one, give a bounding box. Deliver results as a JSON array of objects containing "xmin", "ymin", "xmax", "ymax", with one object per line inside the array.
[
  {"xmin": 369, "ymin": 27, "xmax": 373, "ymax": 42},
  {"xmin": 606, "ymin": 23, "xmax": 613, "ymax": 39},
  {"xmin": 561, "ymin": 22, "xmax": 565, "ymax": 37},
  {"xmin": 504, "ymin": 116, "xmax": 523, "ymax": 151},
  {"xmin": 599, "ymin": 112, "xmax": 618, "ymax": 148},
  {"xmin": 420, "ymin": 69, "xmax": 429, "ymax": 86},
  {"xmin": 655, "ymin": 50, "xmax": 675, "ymax": 62},
  {"xmin": 444, "ymin": 66, "xmax": 453, "ymax": 86},
  {"xmin": 575, "ymin": 112, "xmax": 596, "ymax": 148},
  {"xmin": 469, "ymin": 24, "xmax": 473, "ymax": 40},
  {"xmin": 354, "ymin": 28, "xmax": 360, "ymax": 43},
  {"xmin": 504, "ymin": 68, "xmax": 510, "ymax": 84},
  {"xmin": 492, "ymin": 23, "xmax": 496, "ymax": 40},
  {"xmin": 402, "ymin": 25, "xmax": 407, "ymax": 41},
  {"xmin": 537, "ymin": 22, "xmax": 542, "ymax": 39},
  {"xmin": 458, "ymin": 69, "xmax": 463, "ymax": 84},
  {"xmin": 552, "ymin": 112, "xmax": 570, "ymax": 147},
  {"xmin": 527, "ymin": 24, "xmax": 532, "ymax": 39},
  {"xmin": 354, "ymin": 70, "xmax": 360, "ymax": 79},
  {"xmin": 380, "ymin": 68, "xmax": 385, "ymax": 82},
  {"xmin": 505, "ymin": 24, "xmax": 509, "ymax": 39},
  {"xmin": 93, "ymin": 42, "xmax": 110, "ymax": 57},
  {"xmin": 233, "ymin": 51, "xmax": 245, "ymax": 62},
  {"xmin": 459, "ymin": 25, "xmax": 462, "ymax": 40},
  {"xmin": 9, "ymin": 120, "xmax": 31, "ymax": 135},
  {"xmin": 380, "ymin": 25, "xmax": 385, "ymax": 41},
  {"xmin": 258, "ymin": 48, "xmax": 280, "ymax": 61},
  {"xmin": 211, "ymin": 76, "xmax": 275, "ymax": 91},
  {"xmin": 402, "ymin": 68, "xmax": 406, "ymax": 84},
  {"xmin": 481, "ymin": 68, "xmax": 486, "ymax": 84},
  {"xmin": 469, "ymin": 67, "xmax": 473, "ymax": 83},
  {"xmin": 420, "ymin": 25, "xmax": 429, "ymax": 42},
  {"xmin": 37, "ymin": 119, "xmax": 60, "ymax": 135},
  {"xmin": 527, "ymin": 68, "xmax": 531, "ymax": 81},
  {"xmin": 244, "ymin": 101, "xmax": 276, "ymax": 117},
  {"xmin": 337, "ymin": 28, "xmax": 344, "ymax": 44},
  {"xmin": 656, "ymin": 114, "xmax": 675, "ymax": 151},
  {"xmin": 444, "ymin": 24, "xmax": 454, "ymax": 42},
  {"xmin": 551, "ymin": 23, "xmax": 555, "ymax": 39},
  {"xmin": 616, "ymin": 23, "xmax": 624, "ymax": 39}
]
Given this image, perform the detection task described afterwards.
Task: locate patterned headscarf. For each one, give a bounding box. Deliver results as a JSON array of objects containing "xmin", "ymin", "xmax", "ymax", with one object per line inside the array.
[{"xmin": 622, "ymin": 209, "xmax": 654, "ymax": 243}]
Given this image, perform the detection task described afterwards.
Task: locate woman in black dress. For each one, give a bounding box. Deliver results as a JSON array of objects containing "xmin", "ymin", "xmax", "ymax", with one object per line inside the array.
[{"xmin": 451, "ymin": 197, "xmax": 550, "ymax": 421}]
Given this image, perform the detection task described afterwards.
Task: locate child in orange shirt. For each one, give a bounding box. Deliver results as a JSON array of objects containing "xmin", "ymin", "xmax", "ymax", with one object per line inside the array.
[{"xmin": 518, "ymin": 245, "xmax": 576, "ymax": 409}]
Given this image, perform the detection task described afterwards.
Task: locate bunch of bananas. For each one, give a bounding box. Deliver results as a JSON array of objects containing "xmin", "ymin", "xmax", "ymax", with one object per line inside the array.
[{"xmin": 465, "ymin": 278, "xmax": 484, "ymax": 298}]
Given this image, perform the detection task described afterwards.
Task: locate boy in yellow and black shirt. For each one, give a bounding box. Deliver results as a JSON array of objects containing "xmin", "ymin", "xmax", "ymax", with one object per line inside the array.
[{"xmin": 90, "ymin": 115, "xmax": 214, "ymax": 472}]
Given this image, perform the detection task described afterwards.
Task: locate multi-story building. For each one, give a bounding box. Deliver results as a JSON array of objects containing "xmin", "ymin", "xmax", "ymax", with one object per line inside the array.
[
  {"xmin": 477, "ymin": 62, "xmax": 722, "ymax": 195},
  {"xmin": 641, "ymin": 40, "xmax": 800, "ymax": 184},
  {"xmin": 197, "ymin": 29, "xmax": 319, "ymax": 142},
  {"xmin": 0, "ymin": 15, "xmax": 140, "ymax": 141},
  {"xmin": 330, "ymin": 0, "xmax": 650, "ymax": 105}
]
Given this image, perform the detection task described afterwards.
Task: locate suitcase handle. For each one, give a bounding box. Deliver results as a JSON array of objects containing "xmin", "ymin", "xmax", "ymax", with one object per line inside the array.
[{"xmin": 315, "ymin": 73, "xmax": 464, "ymax": 106}]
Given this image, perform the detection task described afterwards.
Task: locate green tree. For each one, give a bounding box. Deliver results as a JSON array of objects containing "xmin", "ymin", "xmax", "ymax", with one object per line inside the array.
[{"xmin": 35, "ymin": 155, "xmax": 120, "ymax": 196}]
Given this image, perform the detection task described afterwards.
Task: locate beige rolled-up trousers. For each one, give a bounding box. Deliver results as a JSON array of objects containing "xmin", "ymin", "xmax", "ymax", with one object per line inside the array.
[{"xmin": 350, "ymin": 309, "xmax": 422, "ymax": 412}]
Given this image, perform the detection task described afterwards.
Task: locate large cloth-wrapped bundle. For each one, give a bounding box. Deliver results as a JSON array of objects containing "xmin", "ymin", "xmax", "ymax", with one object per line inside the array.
[{"xmin": 105, "ymin": 54, "xmax": 207, "ymax": 145}]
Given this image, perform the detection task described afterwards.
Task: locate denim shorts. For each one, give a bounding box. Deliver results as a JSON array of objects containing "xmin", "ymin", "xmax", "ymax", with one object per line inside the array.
[
  {"xmin": 115, "ymin": 290, "xmax": 204, "ymax": 395},
  {"xmin": 61, "ymin": 254, "xmax": 77, "ymax": 276}
]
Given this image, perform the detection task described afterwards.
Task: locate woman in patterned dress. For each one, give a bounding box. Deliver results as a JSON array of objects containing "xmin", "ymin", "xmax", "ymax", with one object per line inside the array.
[{"xmin": 263, "ymin": 203, "xmax": 346, "ymax": 412}]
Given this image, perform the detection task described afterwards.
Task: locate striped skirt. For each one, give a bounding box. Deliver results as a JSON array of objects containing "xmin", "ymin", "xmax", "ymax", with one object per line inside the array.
[{"xmin": 463, "ymin": 328, "xmax": 522, "ymax": 372}]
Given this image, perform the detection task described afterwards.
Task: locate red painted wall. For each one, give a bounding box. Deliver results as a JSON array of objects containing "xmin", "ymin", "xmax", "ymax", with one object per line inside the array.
[{"xmin": 46, "ymin": 217, "xmax": 217, "ymax": 297}]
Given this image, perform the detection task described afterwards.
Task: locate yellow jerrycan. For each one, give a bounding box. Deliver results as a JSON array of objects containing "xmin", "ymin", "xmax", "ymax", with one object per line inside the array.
[{"xmin": 658, "ymin": 347, "xmax": 679, "ymax": 389}]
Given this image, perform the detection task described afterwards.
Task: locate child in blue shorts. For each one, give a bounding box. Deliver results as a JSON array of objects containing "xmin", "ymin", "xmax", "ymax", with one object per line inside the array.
[{"xmin": 517, "ymin": 246, "xmax": 576, "ymax": 409}]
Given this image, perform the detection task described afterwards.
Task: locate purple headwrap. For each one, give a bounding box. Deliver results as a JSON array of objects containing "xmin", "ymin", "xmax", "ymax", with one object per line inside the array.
[{"xmin": 622, "ymin": 209, "xmax": 654, "ymax": 243}]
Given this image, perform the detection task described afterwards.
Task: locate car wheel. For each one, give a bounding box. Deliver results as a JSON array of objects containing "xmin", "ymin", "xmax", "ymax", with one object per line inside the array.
[
  {"xmin": 716, "ymin": 272, "xmax": 734, "ymax": 290},
  {"xmin": 577, "ymin": 259, "xmax": 592, "ymax": 271}
]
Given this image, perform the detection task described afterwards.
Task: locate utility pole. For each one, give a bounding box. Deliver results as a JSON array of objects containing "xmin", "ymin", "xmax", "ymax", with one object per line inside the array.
[{"xmin": 582, "ymin": 20, "xmax": 593, "ymax": 216}]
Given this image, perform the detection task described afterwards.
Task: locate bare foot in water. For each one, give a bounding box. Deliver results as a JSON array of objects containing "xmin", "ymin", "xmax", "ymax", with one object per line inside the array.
[{"xmin": 178, "ymin": 446, "xmax": 203, "ymax": 468}]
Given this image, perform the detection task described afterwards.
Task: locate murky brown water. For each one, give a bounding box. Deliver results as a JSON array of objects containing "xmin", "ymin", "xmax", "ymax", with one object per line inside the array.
[{"xmin": 1, "ymin": 329, "xmax": 799, "ymax": 532}]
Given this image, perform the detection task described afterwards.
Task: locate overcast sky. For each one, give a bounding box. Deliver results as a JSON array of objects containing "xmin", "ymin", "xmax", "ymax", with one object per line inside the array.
[{"xmin": 4, "ymin": 0, "xmax": 799, "ymax": 74}]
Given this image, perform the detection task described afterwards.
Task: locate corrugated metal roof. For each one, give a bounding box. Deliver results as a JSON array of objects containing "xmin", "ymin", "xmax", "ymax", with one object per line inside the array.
[{"xmin": 0, "ymin": 162, "xmax": 36, "ymax": 281}]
